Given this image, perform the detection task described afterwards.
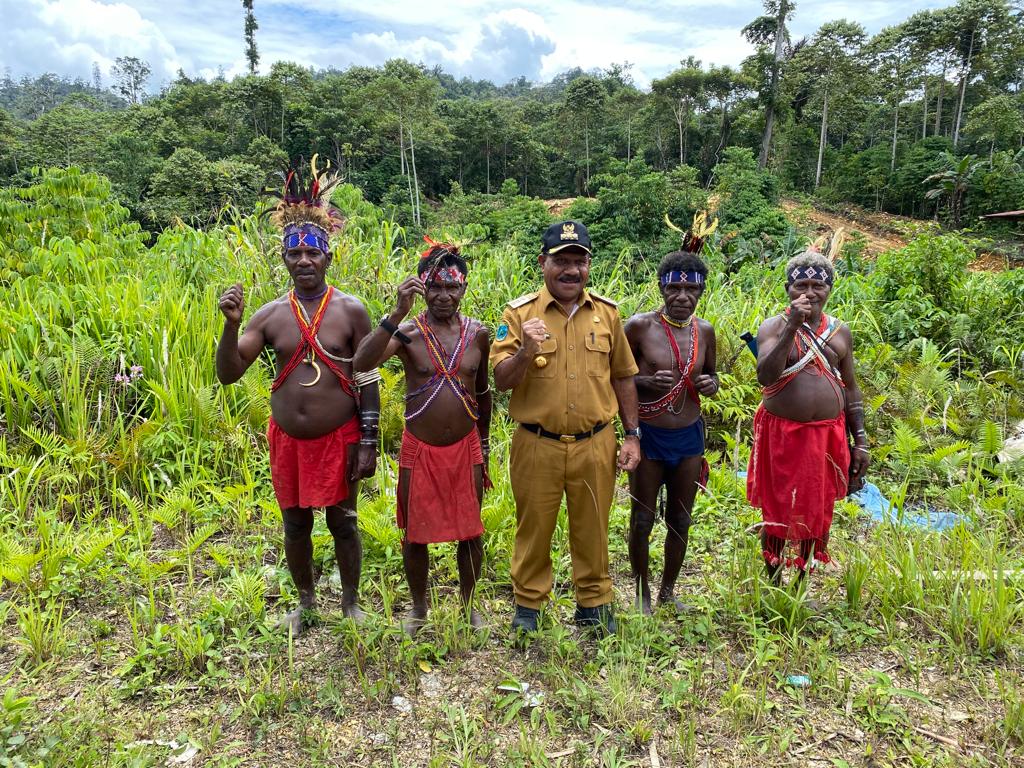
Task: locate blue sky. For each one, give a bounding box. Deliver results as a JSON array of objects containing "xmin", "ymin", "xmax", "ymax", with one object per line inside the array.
[{"xmin": 1, "ymin": 0, "xmax": 953, "ymax": 91}]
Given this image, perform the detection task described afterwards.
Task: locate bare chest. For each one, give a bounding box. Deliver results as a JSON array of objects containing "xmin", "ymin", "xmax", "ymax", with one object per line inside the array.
[
  {"xmin": 636, "ymin": 323, "xmax": 703, "ymax": 374},
  {"xmin": 265, "ymin": 304, "xmax": 353, "ymax": 362},
  {"xmin": 405, "ymin": 329, "xmax": 480, "ymax": 387}
]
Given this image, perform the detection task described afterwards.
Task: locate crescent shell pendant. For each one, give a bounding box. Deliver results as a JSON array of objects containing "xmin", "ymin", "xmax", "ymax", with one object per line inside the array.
[{"xmin": 300, "ymin": 359, "xmax": 322, "ymax": 387}]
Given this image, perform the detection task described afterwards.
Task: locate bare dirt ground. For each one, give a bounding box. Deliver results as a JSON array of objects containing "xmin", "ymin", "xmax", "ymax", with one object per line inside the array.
[
  {"xmin": 781, "ymin": 198, "xmax": 1020, "ymax": 270},
  {"xmin": 780, "ymin": 199, "xmax": 910, "ymax": 258},
  {"xmin": 544, "ymin": 198, "xmax": 579, "ymax": 217}
]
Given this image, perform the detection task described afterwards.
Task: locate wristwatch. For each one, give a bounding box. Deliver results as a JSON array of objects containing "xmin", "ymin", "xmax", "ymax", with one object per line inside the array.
[{"xmin": 624, "ymin": 427, "xmax": 642, "ymax": 439}]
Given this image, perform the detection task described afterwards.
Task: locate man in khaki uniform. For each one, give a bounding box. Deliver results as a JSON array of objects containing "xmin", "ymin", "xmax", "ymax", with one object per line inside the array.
[{"xmin": 491, "ymin": 220, "xmax": 641, "ymax": 637}]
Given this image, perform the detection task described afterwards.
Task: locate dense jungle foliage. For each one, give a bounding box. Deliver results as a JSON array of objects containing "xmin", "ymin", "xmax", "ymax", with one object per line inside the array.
[
  {"xmin": 1, "ymin": 0, "xmax": 1024, "ymax": 764},
  {"xmin": 1, "ymin": 0, "xmax": 1023, "ymax": 238},
  {"xmin": 0, "ymin": 162, "xmax": 1022, "ymax": 765}
]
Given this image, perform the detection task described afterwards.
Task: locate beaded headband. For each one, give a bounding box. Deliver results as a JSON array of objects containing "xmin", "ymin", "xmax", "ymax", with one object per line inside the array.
[
  {"xmin": 787, "ymin": 265, "xmax": 834, "ymax": 286},
  {"xmin": 660, "ymin": 270, "xmax": 705, "ymax": 286},
  {"xmin": 283, "ymin": 223, "xmax": 330, "ymax": 255},
  {"xmin": 420, "ymin": 266, "xmax": 466, "ymax": 285}
]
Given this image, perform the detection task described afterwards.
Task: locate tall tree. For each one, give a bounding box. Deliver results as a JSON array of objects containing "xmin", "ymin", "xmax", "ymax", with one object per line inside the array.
[
  {"xmin": 795, "ymin": 20, "xmax": 866, "ymax": 188},
  {"xmin": 109, "ymin": 57, "xmax": 151, "ymax": 105},
  {"xmin": 242, "ymin": 0, "xmax": 259, "ymax": 74},
  {"xmin": 651, "ymin": 60, "xmax": 704, "ymax": 168},
  {"xmin": 869, "ymin": 25, "xmax": 917, "ymax": 172},
  {"xmin": 563, "ymin": 75, "xmax": 605, "ymax": 191},
  {"xmin": 743, "ymin": 0, "xmax": 794, "ymax": 168}
]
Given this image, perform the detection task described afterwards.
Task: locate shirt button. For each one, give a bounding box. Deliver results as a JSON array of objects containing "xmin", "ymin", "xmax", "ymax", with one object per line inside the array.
[
  {"xmin": 568, "ymin": 345, "xmax": 574, "ymax": 351},
  {"xmin": 569, "ymin": 403, "xmax": 576, "ymax": 409},
  {"xmin": 569, "ymin": 373, "xmax": 576, "ymax": 380}
]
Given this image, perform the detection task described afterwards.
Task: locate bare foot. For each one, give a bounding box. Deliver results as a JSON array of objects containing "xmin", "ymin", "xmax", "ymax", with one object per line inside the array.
[
  {"xmin": 468, "ymin": 608, "xmax": 485, "ymax": 631},
  {"xmin": 342, "ymin": 603, "xmax": 367, "ymax": 624},
  {"xmin": 402, "ymin": 609, "xmax": 427, "ymax": 638},
  {"xmin": 280, "ymin": 607, "xmax": 304, "ymax": 637}
]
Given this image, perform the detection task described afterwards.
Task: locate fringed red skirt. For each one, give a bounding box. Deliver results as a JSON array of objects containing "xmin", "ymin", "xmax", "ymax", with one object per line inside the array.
[
  {"xmin": 397, "ymin": 429, "xmax": 485, "ymax": 545},
  {"xmin": 746, "ymin": 406, "xmax": 849, "ymax": 569},
  {"xmin": 267, "ymin": 417, "xmax": 360, "ymax": 510}
]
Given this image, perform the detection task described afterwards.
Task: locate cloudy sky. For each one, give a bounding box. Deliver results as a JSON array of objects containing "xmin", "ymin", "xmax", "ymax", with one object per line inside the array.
[{"xmin": 2, "ymin": 0, "xmax": 952, "ymax": 91}]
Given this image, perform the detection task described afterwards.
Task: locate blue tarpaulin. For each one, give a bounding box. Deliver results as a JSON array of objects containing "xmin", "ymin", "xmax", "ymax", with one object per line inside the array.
[
  {"xmin": 849, "ymin": 481, "xmax": 965, "ymax": 531},
  {"xmin": 735, "ymin": 472, "xmax": 965, "ymax": 532}
]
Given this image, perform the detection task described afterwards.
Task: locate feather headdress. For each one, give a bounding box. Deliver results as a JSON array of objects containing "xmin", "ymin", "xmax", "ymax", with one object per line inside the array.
[
  {"xmin": 419, "ymin": 235, "xmax": 480, "ymax": 284},
  {"xmin": 808, "ymin": 227, "xmax": 846, "ymax": 261},
  {"xmin": 262, "ymin": 154, "xmax": 345, "ymax": 252},
  {"xmin": 664, "ymin": 206, "xmax": 719, "ymax": 254}
]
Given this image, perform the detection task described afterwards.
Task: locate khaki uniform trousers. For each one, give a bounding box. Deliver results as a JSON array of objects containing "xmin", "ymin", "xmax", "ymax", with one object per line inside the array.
[{"xmin": 509, "ymin": 424, "xmax": 618, "ymax": 609}]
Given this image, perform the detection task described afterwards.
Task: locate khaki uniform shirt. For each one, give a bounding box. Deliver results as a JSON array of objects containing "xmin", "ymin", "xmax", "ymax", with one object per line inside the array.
[{"xmin": 490, "ymin": 285, "xmax": 639, "ymax": 434}]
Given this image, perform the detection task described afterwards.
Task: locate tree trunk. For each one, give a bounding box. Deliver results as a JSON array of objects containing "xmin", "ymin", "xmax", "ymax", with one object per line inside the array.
[
  {"xmin": 952, "ymin": 28, "xmax": 975, "ymax": 149},
  {"xmin": 758, "ymin": 0, "xmax": 789, "ymax": 169},
  {"xmin": 815, "ymin": 90, "xmax": 828, "ymax": 189},
  {"xmin": 922, "ymin": 80, "xmax": 928, "ymax": 138},
  {"xmin": 682, "ymin": 108, "xmax": 689, "ymax": 166},
  {"xmin": 403, "ymin": 143, "xmax": 414, "ymax": 216},
  {"xmin": 584, "ymin": 119, "xmax": 591, "ymax": 191},
  {"xmin": 409, "ymin": 127, "xmax": 421, "ymax": 226},
  {"xmin": 891, "ymin": 100, "xmax": 899, "ymax": 172},
  {"xmin": 399, "ymin": 117, "xmax": 407, "ymax": 176},
  {"xmin": 676, "ymin": 110, "xmax": 684, "ymax": 166},
  {"xmin": 716, "ymin": 104, "xmax": 730, "ymax": 161},
  {"xmin": 934, "ymin": 62, "xmax": 946, "ymax": 135},
  {"xmin": 626, "ymin": 117, "xmax": 631, "ymax": 162}
]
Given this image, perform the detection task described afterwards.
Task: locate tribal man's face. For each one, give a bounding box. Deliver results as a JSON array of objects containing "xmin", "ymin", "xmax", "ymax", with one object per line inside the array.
[
  {"xmin": 661, "ymin": 280, "xmax": 704, "ymax": 321},
  {"xmin": 787, "ymin": 278, "xmax": 831, "ymax": 309},
  {"xmin": 283, "ymin": 246, "xmax": 331, "ymax": 292},
  {"xmin": 425, "ymin": 279, "xmax": 466, "ymax": 320}
]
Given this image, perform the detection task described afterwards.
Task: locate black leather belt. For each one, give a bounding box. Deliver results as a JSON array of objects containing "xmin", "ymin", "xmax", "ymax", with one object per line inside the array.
[{"xmin": 520, "ymin": 421, "xmax": 609, "ymax": 443}]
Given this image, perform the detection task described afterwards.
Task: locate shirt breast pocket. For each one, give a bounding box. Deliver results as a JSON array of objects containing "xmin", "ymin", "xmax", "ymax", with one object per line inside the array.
[
  {"xmin": 585, "ymin": 333, "xmax": 611, "ymax": 377},
  {"xmin": 529, "ymin": 337, "xmax": 557, "ymax": 379}
]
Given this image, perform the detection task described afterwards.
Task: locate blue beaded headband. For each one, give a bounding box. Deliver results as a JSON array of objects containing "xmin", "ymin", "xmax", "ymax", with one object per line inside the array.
[
  {"xmin": 660, "ymin": 270, "xmax": 705, "ymax": 286},
  {"xmin": 283, "ymin": 223, "xmax": 329, "ymax": 255},
  {"xmin": 787, "ymin": 265, "xmax": 833, "ymax": 286}
]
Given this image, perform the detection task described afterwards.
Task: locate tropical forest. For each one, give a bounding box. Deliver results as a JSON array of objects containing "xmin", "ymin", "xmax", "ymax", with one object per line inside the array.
[{"xmin": 0, "ymin": 0, "xmax": 1023, "ymax": 765}]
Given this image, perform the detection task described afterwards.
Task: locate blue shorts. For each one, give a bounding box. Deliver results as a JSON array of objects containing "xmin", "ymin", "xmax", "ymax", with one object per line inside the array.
[{"xmin": 639, "ymin": 419, "xmax": 705, "ymax": 469}]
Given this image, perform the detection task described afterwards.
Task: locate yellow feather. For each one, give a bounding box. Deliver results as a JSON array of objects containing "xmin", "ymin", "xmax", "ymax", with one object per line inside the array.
[{"xmin": 663, "ymin": 213, "xmax": 684, "ymax": 234}]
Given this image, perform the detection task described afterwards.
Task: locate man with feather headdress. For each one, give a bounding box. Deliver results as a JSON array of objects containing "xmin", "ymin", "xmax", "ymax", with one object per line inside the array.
[
  {"xmin": 625, "ymin": 210, "xmax": 720, "ymax": 616},
  {"xmin": 352, "ymin": 238, "xmax": 491, "ymax": 637},
  {"xmin": 747, "ymin": 230, "xmax": 870, "ymax": 584},
  {"xmin": 216, "ymin": 157, "xmax": 380, "ymax": 635}
]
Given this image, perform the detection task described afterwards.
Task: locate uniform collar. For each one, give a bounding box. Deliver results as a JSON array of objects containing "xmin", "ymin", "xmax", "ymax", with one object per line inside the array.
[{"xmin": 538, "ymin": 284, "xmax": 593, "ymax": 311}]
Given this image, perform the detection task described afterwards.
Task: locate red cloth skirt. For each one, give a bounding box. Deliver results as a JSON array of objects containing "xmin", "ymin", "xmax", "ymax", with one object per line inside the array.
[
  {"xmin": 397, "ymin": 429, "xmax": 484, "ymax": 545},
  {"xmin": 746, "ymin": 406, "xmax": 849, "ymax": 567},
  {"xmin": 267, "ymin": 416, "xmax": 360, "ymax": 510}
]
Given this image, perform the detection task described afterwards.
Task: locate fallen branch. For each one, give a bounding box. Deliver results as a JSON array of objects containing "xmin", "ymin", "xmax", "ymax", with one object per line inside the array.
[{"xmin": 912, "ymin": 725, "xmax": 960, "ymax": 750}]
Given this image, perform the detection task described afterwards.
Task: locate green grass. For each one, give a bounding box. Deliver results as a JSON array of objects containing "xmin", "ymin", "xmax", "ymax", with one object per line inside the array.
[{"xmin": 0, "ymin": 169, "xmax": 1022, "ymax": 765}]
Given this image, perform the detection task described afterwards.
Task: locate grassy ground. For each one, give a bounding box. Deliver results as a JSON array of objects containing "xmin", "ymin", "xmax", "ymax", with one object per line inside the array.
[{"xmin": 1, "ymin": 171, "xmax": 1023, "ymax": 766}]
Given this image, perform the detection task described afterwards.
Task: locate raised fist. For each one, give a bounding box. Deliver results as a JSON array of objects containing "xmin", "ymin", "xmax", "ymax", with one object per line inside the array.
[
  {"xmin": 787, "ymin": 293, "xmax": 812, "ymax": 327},
  {"xmin": 219, "ymin": 283, "xmax": 244, "ymax": 324},
  {"xmin": 521, "ymin": 318, "xmax": 548, "ymax": 356}
]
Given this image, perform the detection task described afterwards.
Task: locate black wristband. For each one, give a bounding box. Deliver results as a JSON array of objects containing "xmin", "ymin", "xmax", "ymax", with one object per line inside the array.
[{"xmin": 380, "ymin": 317, "xmax": 412, "ymax": 345}]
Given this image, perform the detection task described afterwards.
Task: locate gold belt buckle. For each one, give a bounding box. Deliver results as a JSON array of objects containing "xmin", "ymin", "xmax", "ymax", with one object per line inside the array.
[{"xmin": 559, "ymin": 434, "xmax": 577, "ymax": 443}]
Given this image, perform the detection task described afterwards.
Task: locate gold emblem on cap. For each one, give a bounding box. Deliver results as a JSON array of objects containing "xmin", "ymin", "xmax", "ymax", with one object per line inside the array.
[
  {"xmin": 534, "ymin": 355, "xmax": 548, "ymax": 368},
  {"xmin": 561, "ymin": 222, "xmax": 579, "ymax": 241},
  {"xmin": 593, "ymin": 316, "xmax": 600, "ymax": 323}
]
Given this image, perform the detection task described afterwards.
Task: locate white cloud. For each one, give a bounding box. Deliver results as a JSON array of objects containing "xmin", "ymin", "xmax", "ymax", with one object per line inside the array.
[
  {"xmin": 0, "ymin": 0, "xmax": 183, "ymax": 85},
  {"xmin": 0, "ymin": 0, "xmax": 961, "ymax": 91}
]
